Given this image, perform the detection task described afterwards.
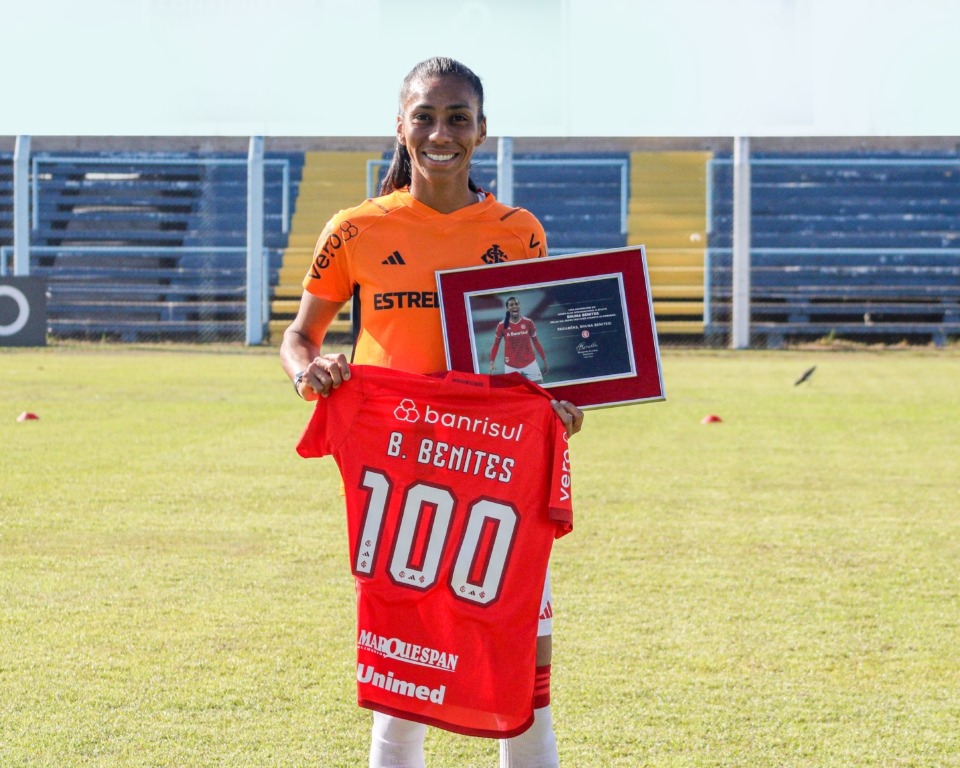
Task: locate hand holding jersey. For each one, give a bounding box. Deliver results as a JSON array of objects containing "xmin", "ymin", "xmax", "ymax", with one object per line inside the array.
[{"xmin": 296, "ymin": 352, "xmax": 351, "ymax": 400}]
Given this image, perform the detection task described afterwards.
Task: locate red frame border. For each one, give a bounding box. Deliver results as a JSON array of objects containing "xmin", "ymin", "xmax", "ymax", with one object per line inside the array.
[{"xmin": 437, "ymin": 246, "xmax": 665, "ymax": 410}]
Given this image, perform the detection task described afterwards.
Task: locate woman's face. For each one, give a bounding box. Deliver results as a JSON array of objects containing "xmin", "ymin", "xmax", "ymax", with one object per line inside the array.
[{"xmin": 397, "ymin": 75, "xmax": 486, "ymax": 190}]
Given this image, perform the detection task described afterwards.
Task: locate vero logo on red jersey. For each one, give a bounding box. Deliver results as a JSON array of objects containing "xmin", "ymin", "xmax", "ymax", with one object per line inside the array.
[{"xmin": 394, "ymin": 399, "xmax": 420, "ymax": 422}]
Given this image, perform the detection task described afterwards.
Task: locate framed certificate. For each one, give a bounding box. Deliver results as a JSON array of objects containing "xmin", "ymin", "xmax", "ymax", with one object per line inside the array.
[{"xmin": 437, "ymin": 246, "xmax": 665, "ymax": 410}]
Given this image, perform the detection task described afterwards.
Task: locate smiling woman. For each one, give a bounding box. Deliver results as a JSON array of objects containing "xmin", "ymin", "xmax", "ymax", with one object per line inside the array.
[
  {"xmin": 279, "ymin": 56, "xmax": 583, "ymax": 768},
  {"xmin": 381, "ymin": 58, "xmax": 487, "ymax": 214}
]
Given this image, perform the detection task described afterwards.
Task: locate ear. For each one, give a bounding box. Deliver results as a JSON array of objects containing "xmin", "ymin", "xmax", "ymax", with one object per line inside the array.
[
  {"xmin": 476, "ymin": 116, "xmax": 487, "ymax": 147},
  {"xmin": 396, "ymin": 114, "xmax": 405, "ymax": 146}
]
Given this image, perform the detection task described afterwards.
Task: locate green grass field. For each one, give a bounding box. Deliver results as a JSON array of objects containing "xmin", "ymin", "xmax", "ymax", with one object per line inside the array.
[{"xmin": 2, "ymin": 345, "xmax": 958, "ymax": 767}]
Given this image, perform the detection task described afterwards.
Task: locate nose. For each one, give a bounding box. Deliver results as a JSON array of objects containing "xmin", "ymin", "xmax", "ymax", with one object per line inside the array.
[{"xmin": 430, "ymin": 120, "xmax": 453, "ymax": 144}]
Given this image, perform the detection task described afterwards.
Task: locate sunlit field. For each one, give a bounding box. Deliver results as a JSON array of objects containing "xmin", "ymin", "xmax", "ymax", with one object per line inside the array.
[{"xmin": 2, "ymin": 345, "xmax": 958, "ymax": 767}]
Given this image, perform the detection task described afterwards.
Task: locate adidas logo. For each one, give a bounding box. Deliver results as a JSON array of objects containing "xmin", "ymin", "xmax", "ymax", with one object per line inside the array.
[
  {"xmin": 539, "ymin": 602, "xmax": 553, "ymax": 621},
  {"xmin": 382, "ymin": 250, "xmax": 406, "ymax": 265}
]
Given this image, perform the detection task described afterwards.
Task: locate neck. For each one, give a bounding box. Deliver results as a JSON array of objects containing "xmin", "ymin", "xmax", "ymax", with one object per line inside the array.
[{"xmin": 408, "ymin": 174, "xmax": 479, "ymax": 214}]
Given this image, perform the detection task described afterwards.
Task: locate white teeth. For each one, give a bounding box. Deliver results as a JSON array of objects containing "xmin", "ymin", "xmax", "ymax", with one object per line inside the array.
[{"xmin": 425, "ymin": 153, "xmax": 454, "ymax": 161}]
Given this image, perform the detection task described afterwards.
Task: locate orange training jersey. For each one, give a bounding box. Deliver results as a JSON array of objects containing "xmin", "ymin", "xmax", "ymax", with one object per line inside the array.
[{"xmin": 302, "ymin": 188, "xmax": 548, "ymax": 375}]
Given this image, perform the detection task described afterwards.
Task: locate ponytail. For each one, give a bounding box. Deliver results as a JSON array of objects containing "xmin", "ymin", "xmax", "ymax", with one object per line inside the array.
[
  {"xmin": 380, "ymin": 142, "xmax": 412, "ymax": 196},
  {"xmin": 503, "ymin": 310, "xmax": 511, "ymax": 331}
]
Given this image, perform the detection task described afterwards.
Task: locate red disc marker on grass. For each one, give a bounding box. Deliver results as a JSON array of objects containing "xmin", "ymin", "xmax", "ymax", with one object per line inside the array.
[
  {"xmin": 701, "ymin": 414, "xmax": 722, "ymax": 424},
  {"xmin": 16, "ymin": 412, "xmax": 39, "ymax": 422}
]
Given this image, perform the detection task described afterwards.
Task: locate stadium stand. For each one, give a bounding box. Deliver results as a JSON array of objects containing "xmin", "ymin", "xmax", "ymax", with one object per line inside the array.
[
  {"xmin": 22, "ymin": 152, "xmax": 301, "ymax": 341},
  {"xmin": 12, "ymin": 144, "xmax": 957, "ymax": 348},
  {"xmin": 628, "ymin": 152, "xmax": 711, "ymax": 335},
  {"xmin": 0, "ymin": 154, "xmax": 11, "ymax": 265},
  {"xmin": 708, "ymin": 152, "xmax": 960, "ymax": 346},
  {"xmin": 269, "ymin": 151, "xmax": 379, "ymax": 343},
  {"xmin": 510, "ymin": 153, "xmax": 627, "ymax": 253}
]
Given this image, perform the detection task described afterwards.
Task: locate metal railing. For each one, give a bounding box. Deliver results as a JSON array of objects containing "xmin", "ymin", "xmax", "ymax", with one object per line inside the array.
[
  {"xmin": 31, "ymin": 154, "xmax": 292, "ymax": 233},
  {"xmin": 1, "ymin": 244, "xmax": 279, "ymax": 326},
  {"xmin": 366, "ymin": 157, "xmax": 630, "ymax": 235}
]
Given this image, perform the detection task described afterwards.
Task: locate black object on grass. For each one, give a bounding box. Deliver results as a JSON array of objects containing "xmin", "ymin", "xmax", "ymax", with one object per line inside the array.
[{"xmin": 794, "ymin": 366, "xmax": 816, "ymax": 386}]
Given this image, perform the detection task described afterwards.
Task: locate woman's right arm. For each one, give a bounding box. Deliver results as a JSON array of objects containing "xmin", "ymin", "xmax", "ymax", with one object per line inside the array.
[{"xmin": 279, "ymin": 292, "xmax": 352, "ymax": 400}]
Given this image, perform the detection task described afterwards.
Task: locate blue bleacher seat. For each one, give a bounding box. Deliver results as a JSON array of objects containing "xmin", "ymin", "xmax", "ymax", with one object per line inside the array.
[
  {"xmin": 24, "ymin": 151, "xmax": 305, "ymax": 340},
  {"xmin": 708, "ymin": 152, "xmax": 960, "ymax": 345}
]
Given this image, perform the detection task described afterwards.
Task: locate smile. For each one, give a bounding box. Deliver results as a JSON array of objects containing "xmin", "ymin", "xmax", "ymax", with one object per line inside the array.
[{"xmin": 424, "ymin": 152, "xmax": 455, "ymax": 162}]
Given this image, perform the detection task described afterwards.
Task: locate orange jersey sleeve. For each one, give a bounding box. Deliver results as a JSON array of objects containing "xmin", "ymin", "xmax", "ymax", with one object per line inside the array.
[
  {"xmin": 303, "ymin": 202, "xmax": 388, "ymax": 303},
  {"xmin": 302, "ymin": 189, "xmax": 548, "ymax": 376}
]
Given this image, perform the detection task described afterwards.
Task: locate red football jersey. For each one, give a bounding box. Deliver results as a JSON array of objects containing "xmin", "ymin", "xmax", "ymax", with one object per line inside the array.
[
  {"xmin": 296, "ymin": 366, "xmax": 573, "ymax": 738},
  {"xmin": 490, "ymin": 317, "xmax": 544, "ymax": 369}
]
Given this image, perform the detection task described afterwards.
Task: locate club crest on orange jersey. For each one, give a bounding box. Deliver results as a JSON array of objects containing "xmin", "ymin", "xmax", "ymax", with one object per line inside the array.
[{"xmin": 481, "ymin": 244, "xmax": 508, "ymax": 264}]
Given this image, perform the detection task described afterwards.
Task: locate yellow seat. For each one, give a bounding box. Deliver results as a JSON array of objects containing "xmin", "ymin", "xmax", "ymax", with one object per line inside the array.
[
  {"xmin": 269, "ymin": 151, "xmax": 380, "ymax": 344},
  {"xmin": 629, "ymin": 151, "xmax": 712, "ymax": 334}
]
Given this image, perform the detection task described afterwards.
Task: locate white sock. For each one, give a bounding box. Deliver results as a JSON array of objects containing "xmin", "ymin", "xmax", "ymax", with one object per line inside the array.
[
  {"xmin": 499, "ymin": 705, "xmax": 559, "ymax": 768},
  {"xmin": 369, "ymin": 712, "xmax": 427, "ymax": 768}
]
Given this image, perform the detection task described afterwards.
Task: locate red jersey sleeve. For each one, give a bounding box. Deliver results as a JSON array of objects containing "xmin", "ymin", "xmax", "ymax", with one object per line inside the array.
[
  {"xmin": 301, "ymin": 212, "xmax": 357, "ymax": 303},
  {"xmin": 296, "ymin": 370, "xmax": 365, "ymax": 458},
  {"xmin": 547, "ymin": 421, "xmax": 573, "ymax": 537}
]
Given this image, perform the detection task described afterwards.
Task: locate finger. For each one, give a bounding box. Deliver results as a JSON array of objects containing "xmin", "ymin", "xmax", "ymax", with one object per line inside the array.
[
  {"xmin": 325, "ymin": 362, "xmax": 345, "ymax": 390},
  {"xmin": 307, "ymin": 369, "xmax": 332, "ymax": 396},
  {"xmin": 551, "ymin": 400, "xmax": 584, "ymax": 437},
  {"xmin": 328, "ymin": 353, "xmax": 351, "ymax": 382},
  {"xmin": 549, "ymin": 399, "xmax": 573, "ymax": 426},
  {"xmin": 568, "ymin": 405, "xmax": 585, "ymax": 434},
  {"xmin": 307, "ymin": 364, "xmax": 335, "ymax": 396}
]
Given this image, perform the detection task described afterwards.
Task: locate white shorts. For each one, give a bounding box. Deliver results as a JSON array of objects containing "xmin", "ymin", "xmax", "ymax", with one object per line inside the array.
[
  {"xmin": 506, "ymin": 360, "xmax": 543, "ymax": 383},
  {"xmin": 538, "ymin": 565, "xmax": 553, "ymax": 637}
]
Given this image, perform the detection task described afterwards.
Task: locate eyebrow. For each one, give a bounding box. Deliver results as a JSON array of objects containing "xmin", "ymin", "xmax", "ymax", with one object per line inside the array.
[{"xmin": 411, "ymin": 103, "xmax": 474, "ymax": 112}]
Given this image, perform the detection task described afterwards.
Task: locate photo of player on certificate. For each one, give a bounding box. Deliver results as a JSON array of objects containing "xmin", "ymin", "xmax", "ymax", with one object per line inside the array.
[
  {"xmin": 470, "ymin": 276, "xmax": 636, "ymax": 388},
  {"xmin": 437, "ymin": 246, "xmax": 666, "ymax": 410}
]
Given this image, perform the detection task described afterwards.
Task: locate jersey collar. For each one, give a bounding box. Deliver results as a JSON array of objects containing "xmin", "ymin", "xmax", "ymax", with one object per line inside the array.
[
  {"xmin": 432, "ymin": 369, "xmax": 551, "ymax": 402},
  {"xmin": 396, "ymin": 187, "xmax": 496, "ymax": 227}
]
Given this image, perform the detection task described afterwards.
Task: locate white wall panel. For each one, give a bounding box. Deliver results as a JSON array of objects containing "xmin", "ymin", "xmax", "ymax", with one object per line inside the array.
[{"xmin": 2, "ymin": 0, "xmax": 958, "ymax": 136}]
